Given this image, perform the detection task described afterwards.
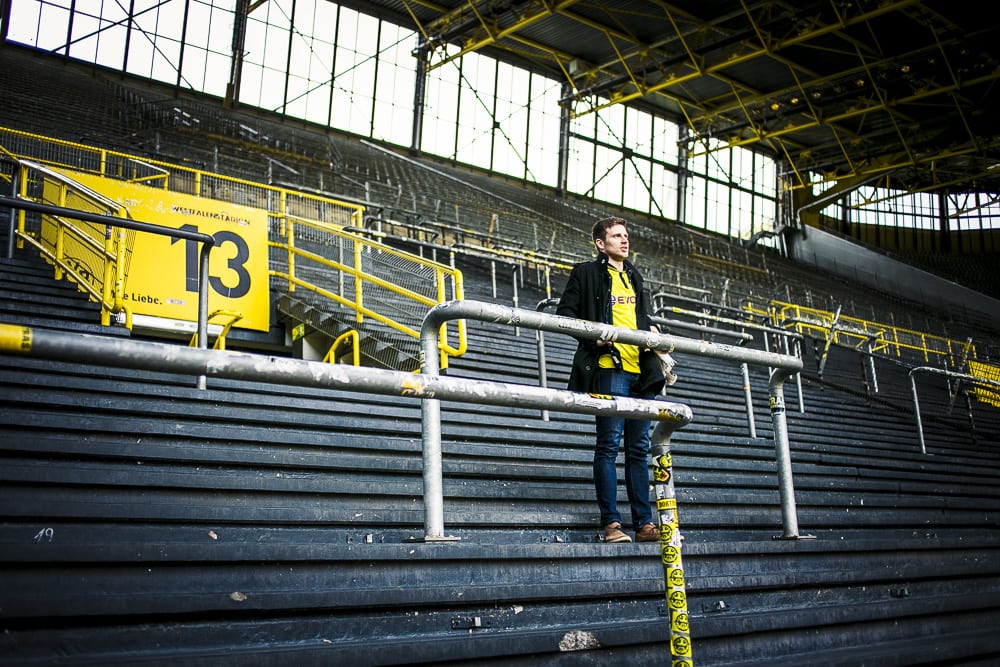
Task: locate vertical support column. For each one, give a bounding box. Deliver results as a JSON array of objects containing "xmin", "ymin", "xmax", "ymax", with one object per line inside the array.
[
  {"xmin": 418, "ymin": 315, "xmax": 459, "ymax": 542},
  {"xmin": 769, "ymin": 371, "xmax": 813, "ymax": 540},
  {"xmin": 224, "ymin": 0, "xmax": 249, "ymax": 109},
  {"xmin": 741, "ymin": 362, "xmax": 756, "ymax": 439},
  {"xmin": 556, "ymin": 82, "xmax": 572, "ymax": 196},
  {"xmin": 650, "ymin": 422, "xmax": 693, "ymax": 667},
  {"xmin": 411, "ymin": 42, "xmax": 429, "ymax": 155}
]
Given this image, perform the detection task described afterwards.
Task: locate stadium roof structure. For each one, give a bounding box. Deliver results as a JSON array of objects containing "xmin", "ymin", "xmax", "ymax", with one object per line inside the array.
[{"xmin": 356, "ymin": 0, "xmax": 1000, "ymax": 201}]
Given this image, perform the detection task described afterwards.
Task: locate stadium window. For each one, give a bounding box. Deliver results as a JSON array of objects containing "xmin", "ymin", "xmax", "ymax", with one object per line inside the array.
[
  {"xmin": 595, "ymin": 103, "xmax": 626, "ymax": 148},
  {"xmin": 490, "ymin": 62, "xmax": 530, "ymax": 179},
  {"xmin": 567, "ymin": 110, "xmax": 598, "ymax": 197},
  {"xmin": 454, "ymin": 52, "xmax": 497, "ymax": 172},
  {"xmin": 179, "ymin": 0, "xmax": 233, "ymax": 97},
  {"xmin": 241, "ymin": 0, "xmax": 291, "ymax": 111},
  {"xmin": 421, "ymin": 44, "xmax": 462, "ymax": 158},
  {"xmin": 6, "ymin": 0, "xmax": 66, "ymax": 51},
  {"xmin": 283, "ymin": 0, "xmax": 335, "ymax": 126},
  {"xmin": 652, "ymin": 116, "xmax": 680, "ymax": 168},
  {"xmin": 329, "ymin": 8, "xmax": 378, "ymax": 137},
  {"xmin": 124, "ymin": 3, "xmax": 183, "ymax": 82},
  {"xmin": 685, "ymin": 173, "xmax": 708, "ymax": 231},
  {"xmin": 650, "ymin": 161, "xmax": 679, "ymax": 221},
  {"xmin": 370, "ymin": 21, "xmax": 415, "ymax": 147},
  {"xmin": 623, "ymin": 154, "xmax": 653, "ymax": 214},
  {"xmin": 755, "ymin": 155, "xmax": 777, "ymax": 198},
  {"xmin": 77, "ymin": 2, "xmax": 130, "ymax": 70},
  {"xmin": 592, "ymin": 143, "xmax": 625, "ymax": 206},
  {"xmin": 705, "ymin": 178, "xmax": 729, "ymax": 236},
  {"xmin": 731, "ymin": 188, "xmax": 753, "ymax": 241},
  {"xmin": 524, "ymin": 74, "xmax": 562, "ymax": 188},
  {"xmin": 566, "ymin": 134, "xmax": 596, "ymax": 200},
  {"xmin": 754, "ymin": 194, "xmax": 779, "ymax": 249}
]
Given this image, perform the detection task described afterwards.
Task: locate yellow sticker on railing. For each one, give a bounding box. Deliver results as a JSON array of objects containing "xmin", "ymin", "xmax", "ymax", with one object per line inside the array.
[{"xmin": 0, "ymin": 324, "xmax": 31, "ymax": 352}]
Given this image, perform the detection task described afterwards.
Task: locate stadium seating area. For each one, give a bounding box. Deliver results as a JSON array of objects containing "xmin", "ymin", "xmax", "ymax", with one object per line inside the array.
[{"xmin": 1, "ymin": 45, "xmax": 999, "ymax": 665}]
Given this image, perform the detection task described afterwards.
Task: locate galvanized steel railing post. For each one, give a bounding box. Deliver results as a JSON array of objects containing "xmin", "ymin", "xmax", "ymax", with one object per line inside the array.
[
  {"xmin": 421, "ymin": 299, "xmax": 806, "ymax": 541},
  {"xmin": 535, "ymin": 297, "xmax": 559, "ymax": 422},
  {"xmin": 910, "ymin": 370, "xmax": 929, "ymax": 454},
  {"xmin": 742, "ymin": 362, "xmax": 757, "ymax": 439},
  {"xmin": 419, "ymin": 300, "xmax": 696, "ymax": 542},
  {"xmin": 769, "ymin": 367, "xmax": 806, "ymax": 539},
  {"xmin": 908, "ymin": 366, "xmax": 1000, "ymax": 453}
]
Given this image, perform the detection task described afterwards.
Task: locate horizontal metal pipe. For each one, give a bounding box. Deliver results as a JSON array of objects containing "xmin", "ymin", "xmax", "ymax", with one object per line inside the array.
[
  {"xmin": 0, "ymin": 323, "xmax": 693, "ymax": 424},
  {"xmin": 0, "ymin": 194, "xmax": 214, "ymax": 244},
  {"xmin": 652, "ymin": 315, "xmax": 753, "ymax": 342},
  {"xmin": 653, "ymin": 303, "xmax": 804, "ymax": 341},
  {"xmin": 421, "ymin": 300, "xmax": 803, "ymax": 374}
]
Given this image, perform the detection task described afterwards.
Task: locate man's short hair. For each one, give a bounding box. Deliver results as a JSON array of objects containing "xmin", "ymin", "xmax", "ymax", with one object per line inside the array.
[{"xmin": 592, "ymin": 216, "xmax": 627, "ymax": 242}]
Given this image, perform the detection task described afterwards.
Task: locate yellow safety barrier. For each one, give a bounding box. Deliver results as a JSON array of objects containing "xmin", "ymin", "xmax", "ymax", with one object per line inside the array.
[
  {"xmin": 967, "ymin": 360, "xmax": 1000, "ymax": 408},
  {"xmin": 325, "ymin": 330, "xmax": 360, "ymax": 366},
  {"xmin": 189, "ymin": 310, "xmax": 244, "ymax": 351},
  {"xmin": 270, "ymin": 215, "xmax": 465, "ymax": 370},
  {"xmin": 1, "ymin": 126, "xmax": 466, "ymax": 370},
  {"xmin": 5, "ymin": 159, "xmax": 132, "ymax": 328},
  {"xmin": 745, "ymin": 299, "xmax": 977, "ymax": 365}
]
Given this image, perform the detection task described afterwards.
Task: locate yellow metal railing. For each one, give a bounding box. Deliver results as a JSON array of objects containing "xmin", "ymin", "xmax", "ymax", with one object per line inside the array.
[
  {"xmin": 5, "ymin": 158, "xmax": 133, "ymax": 328},
  {"xmin": 745, "ymin": 299, "xmax": 978, "ymax": 365},
  {"xmin": 189, "ymin": 310, "xmax": 244, "ymax": 351},
  {"xmin": 967, "ymin": 360, "xmax": 1000, "ymax": 408},
  {"xmin": 1, "ymin": 126, "xmax": 466, "ymax": 369},
  {"xmin": 0, "ymin": 126, "xmax": 367, "ymax": 230},
  {"xmin": 271, "ymin": 215, "xmax": 466, "ymax": 369}
]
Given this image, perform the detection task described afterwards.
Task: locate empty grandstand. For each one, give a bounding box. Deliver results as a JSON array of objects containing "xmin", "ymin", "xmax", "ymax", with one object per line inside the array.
[{"xmin": 1, "ymin": 2, "xmax": 999, "ymax": 664}]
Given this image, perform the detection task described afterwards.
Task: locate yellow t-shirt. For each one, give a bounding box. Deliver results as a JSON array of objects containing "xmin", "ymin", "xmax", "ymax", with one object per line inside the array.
[{"xmin": 598, "ymin": 266, "xmax": 641, "ymax": 373}]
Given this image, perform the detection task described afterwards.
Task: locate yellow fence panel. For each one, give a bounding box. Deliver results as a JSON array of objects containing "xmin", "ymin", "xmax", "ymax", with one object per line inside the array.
[{"xmin": 967, "ymin": 361, "xmax": 1000, "ymax": 408}]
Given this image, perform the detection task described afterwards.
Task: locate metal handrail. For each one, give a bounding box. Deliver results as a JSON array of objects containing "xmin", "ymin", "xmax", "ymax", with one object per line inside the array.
[
  {"xmin": 0, "ymin": 194, "xmax": 214, "ymax": 359},
  {"xmin": 909, "ymin": 366, "xmax": 1000, "ymax": 453},
  {"xmin": 419, "ymin": 300, "xmax": 809, "ymax": 540},
  {"xmin": 751, "ymin": 299, "xmax": 978, "ymax": 364},
  {"xmin": 271, "ymin": 214, "xmax": 467, "ymax": 368},
  {"xmin": 0, "ymin": 321, "xmax": 694, "ymax": 543},
  {"xmin": 650, "ymin": 301, "xmax": 807, "ymax": 438}
]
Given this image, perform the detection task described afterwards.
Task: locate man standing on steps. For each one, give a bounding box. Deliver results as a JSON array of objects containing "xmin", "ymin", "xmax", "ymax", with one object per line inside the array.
[{"xmin": 557, "ymin": 216, "xmax": 666, "ymax": 544}]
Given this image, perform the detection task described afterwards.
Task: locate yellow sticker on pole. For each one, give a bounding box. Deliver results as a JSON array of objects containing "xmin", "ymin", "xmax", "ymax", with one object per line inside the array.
[
  {"xmin": 670, "ymin": 610, "xmax": 689, "ymax": 634},
  {"xmin": 671, "ymin": 634, "xmax": 692, "ymax": 657}
]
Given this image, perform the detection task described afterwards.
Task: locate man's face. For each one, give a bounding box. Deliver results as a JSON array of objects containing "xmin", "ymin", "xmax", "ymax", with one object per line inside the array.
[{"xmin": 596, "ymin": 223, "xmax": 629, "ymax": 262}]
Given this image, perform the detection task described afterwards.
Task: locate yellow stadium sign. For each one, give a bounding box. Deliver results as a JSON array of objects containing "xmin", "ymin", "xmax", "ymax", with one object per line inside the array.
[{"xmin": 54, "ymin": 169, "xmax": 270, "ymax": 332}]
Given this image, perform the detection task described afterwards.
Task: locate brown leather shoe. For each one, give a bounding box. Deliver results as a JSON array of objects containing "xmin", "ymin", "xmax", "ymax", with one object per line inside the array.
[
  {"xmin": 603, "ymin": 522, "xmax": 632, "ymax": 543},
  {"xmin": 635, "ymin": 523, "xmax": 659, "ymax": 543}
]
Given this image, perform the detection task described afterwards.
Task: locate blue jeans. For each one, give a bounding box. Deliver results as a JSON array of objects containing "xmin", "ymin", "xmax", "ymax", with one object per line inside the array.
[{"xmin": 594, "ymin": 368, "xmax": 654, "ymax": 528}]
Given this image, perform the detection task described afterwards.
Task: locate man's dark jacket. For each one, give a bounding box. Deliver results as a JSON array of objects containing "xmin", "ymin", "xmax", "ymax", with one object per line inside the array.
[{"xmin": 556, "ymin": 252, "xmax": 665, "ymax": 395}]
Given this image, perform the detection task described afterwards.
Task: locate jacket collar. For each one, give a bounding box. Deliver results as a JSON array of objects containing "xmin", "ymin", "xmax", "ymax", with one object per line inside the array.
[{"xmin": 595, "ymin": 251, "xmax": 634, "ymax": 274}]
